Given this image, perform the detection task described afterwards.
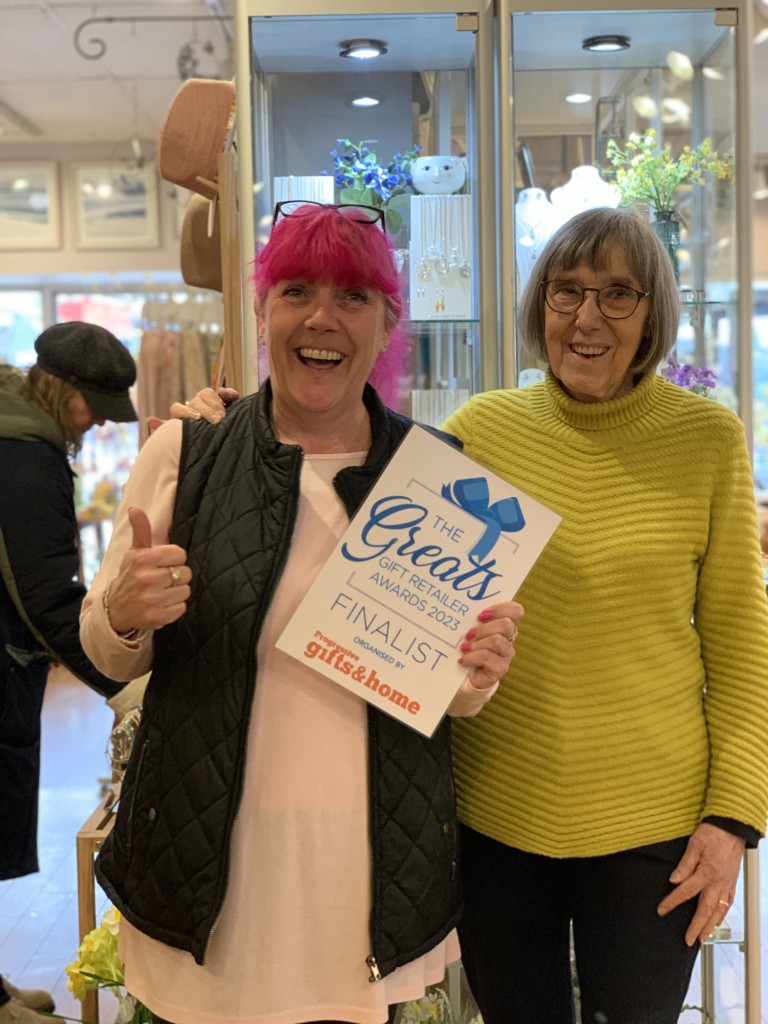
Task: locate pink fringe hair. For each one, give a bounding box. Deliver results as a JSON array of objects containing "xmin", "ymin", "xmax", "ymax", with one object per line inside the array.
[{"xmin": 252, "ymin": 204, "xmax": 410, "ymax": 409}]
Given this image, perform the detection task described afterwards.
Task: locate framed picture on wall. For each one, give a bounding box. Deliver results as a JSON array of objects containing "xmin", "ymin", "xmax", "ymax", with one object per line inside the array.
[
  {"xmin": 72, "ymin": 161, "xmax": 159, "ymax": 249},
  {"xmin": 0, "ymin": 161, "xmax": 61, "ymax": 249}
]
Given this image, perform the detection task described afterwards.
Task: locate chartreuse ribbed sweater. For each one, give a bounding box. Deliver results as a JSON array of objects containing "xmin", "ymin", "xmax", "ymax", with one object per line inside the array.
[{"xmin": 443, "ymin": 371, "xmax": 768, "ymax": 858}]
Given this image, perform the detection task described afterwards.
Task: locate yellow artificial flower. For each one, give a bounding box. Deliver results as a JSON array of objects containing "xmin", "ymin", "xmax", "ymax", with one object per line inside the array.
[
  {"xmin": 65, "ymin": 908, "xmax": 153, "ymax": 1024},
  {"xmin": 65, "ymin": 908, "xmax": 125, "ymax": 999},
  {"xmin": 606, "ymin": 129, "xmax": 733, "ymax": 214}
]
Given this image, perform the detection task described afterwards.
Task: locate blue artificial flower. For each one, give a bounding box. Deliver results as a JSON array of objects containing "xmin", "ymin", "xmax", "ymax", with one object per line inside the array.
[{"xmin": 331, "ymin": 139, "xmax": 423, "ymax": 204}]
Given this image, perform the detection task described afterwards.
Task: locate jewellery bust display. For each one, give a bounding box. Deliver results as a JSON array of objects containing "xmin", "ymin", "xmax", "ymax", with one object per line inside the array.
[
  {"xmin": 549, "ymin": 165, "xmax": 620, "ymax": 220},
  {"xmin": 514, "ymin": 187, "xmax": 559, "ymax": 291}
]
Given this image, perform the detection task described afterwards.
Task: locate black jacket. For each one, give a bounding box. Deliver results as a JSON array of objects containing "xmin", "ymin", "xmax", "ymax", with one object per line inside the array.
[
  {"xmin": 0, "ymin": 367, "xmax": 123, "ymax": 879},
  {"xmin": 96, "ymin": 382, "xmax": 464, "ymax": 976}
]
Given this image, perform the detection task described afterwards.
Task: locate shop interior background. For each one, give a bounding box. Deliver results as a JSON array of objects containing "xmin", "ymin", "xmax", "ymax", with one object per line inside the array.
[{"xmin": 0, "ymin": 3, "xmax": 767, "ymax": 1020}]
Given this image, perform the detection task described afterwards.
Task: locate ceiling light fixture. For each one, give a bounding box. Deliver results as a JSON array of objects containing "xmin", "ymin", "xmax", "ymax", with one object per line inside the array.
[
  {"xmin": 582, "ymin": 34, "xmax": 631, "ymax": 52},
  {"xmin": 566, "ymin": 93, "xmax": 592, "ymax": 104},
  {"xmin": 351, "ymin": 95, "xmax": 381, "ymax": 108},
  {"xmin": 339, "ymin": 39, "xmax": 387, "ymax": 59}
]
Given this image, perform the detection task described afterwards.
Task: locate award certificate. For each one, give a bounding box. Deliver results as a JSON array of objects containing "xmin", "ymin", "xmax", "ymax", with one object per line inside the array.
[{"xmin": 276, "ymin": 425, "xmax": 561, "ymax": 736}]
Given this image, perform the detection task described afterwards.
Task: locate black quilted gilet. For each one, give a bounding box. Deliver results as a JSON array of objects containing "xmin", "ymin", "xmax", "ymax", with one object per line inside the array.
[{"xmin": 96, "ymin": 382, "xmax": 462, "ymax": 974}]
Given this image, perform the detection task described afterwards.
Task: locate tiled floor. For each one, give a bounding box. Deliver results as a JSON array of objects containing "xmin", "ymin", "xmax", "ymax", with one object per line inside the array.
[
  {"xmin": 0, "ymin": 667, "xmax": 115, "ymax": 1023},
  {"xmin": 1, "ymin": 668, "xmax": 767, "ymax": 1024}
]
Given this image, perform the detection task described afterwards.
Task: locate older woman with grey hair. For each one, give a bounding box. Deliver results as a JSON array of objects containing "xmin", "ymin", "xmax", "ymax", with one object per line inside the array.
[{"xmin": 442, "ymin": 206, "xmax": 768, "ymax": 1024}]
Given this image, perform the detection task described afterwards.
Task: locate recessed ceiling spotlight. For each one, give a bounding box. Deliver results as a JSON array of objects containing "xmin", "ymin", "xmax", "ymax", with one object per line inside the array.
[
  {"xmin": 339, "ymin": 39, "xmax": 387, "ymax": 59},
  {"xmin": 351, "ymin": 95, "xmax": 381, "ymax": 108},
  {"xmin": 582, "ymin": 34, "xmax": 631, "ymax": 52},
  {"xmin": 566, "ymin": 93, "xmax": 592, "ymax": 104}
]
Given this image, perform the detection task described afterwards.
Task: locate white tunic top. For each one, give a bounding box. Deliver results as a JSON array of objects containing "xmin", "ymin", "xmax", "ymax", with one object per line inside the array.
[{"xmin": 80, "ymin": 420, "xmax": 493, "ymax": 1024}]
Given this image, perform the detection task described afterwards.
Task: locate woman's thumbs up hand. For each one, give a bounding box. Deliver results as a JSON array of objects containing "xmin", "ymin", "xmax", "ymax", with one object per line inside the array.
[{"xmin": 105, "ymin": 507, "xmax": 192, "ymax": 633}]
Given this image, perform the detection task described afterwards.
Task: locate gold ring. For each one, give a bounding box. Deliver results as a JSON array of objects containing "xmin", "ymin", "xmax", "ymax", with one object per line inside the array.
[
  {"xmin": 169, "ymin": 566, "xmax": 182, "ymax": 586},
  {"xmin": 508, "ymin": 626, "xmax": 519, "ymax": 643},
  {"xmin": 717, "ymin": 899, "xmax": 729, "ymax": 907}
]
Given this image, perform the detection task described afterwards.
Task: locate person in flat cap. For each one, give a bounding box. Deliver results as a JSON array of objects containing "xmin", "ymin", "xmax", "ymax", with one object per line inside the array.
[{"xmin": 0, "ymin": 322, "xmax": 139, "ymax": 1024}]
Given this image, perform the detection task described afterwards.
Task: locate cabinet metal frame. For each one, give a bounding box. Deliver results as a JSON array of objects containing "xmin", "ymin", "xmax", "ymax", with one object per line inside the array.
[
  {"xmin": 496, "ymin": 0, "xmax": 754, "ymax": 452},
  {"xmin": 234, "ymin": 0, "xmax": 498, "ymax": 395},
  {"xmin": 700, "ymin": 847, "xmax": 761, "ymax": 1024}
]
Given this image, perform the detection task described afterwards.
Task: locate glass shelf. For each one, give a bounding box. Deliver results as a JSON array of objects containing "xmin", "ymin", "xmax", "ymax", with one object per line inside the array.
[
  {"xmin": 498, "ymin": 0, "xmax": 751, "ymax": 429},
  {"xmin": 236, "ymin": 1, "xmax": 499, "ymax": 405},
  {"xmin": 406, "ymin": 318, "xmax": 479, "ymax": 326}
]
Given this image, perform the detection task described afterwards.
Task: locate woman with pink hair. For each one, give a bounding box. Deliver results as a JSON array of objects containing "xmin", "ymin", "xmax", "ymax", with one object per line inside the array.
[{"xmin": 80, "ymin": 202, "xmax": 522, "ymax": 1024}]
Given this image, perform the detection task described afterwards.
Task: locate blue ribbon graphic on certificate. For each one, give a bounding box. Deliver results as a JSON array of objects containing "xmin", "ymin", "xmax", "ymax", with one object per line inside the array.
[{"xmin": 441, "ymin": 476, "xmax": 525, "ymax": 563}]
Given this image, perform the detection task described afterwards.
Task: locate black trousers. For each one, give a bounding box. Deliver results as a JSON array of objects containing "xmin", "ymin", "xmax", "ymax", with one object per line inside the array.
[
  {"xmin": 457, "ymin": 824, "xmax": 701, "ymax": 1024},
  {"xmin": 0, "ymin": 650, "xmax": 48, "ymax": 881}
]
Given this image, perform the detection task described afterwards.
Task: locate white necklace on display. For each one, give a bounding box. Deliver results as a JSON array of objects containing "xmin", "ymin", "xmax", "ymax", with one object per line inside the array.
[
  {"xmin": 417, "ymin": 195, "xmax": 471, "ymax": 280},
  {"xmin": 458, "ymin": 197, "xmax": 471, "ymax": 277},
  {"xmin": 448, "ymin": 198, "xmax": 460, "ymax": 272},
  {"xmin": 417, "ymin": 197, "xmax": 435, "ymax": 282},
  {"xmin": 434, "ymin": 196, "xmax": 449, "ymax": 275},
  {"xmin": 515, "ymin": 191, "xmax": 554, "ymax": 255}
]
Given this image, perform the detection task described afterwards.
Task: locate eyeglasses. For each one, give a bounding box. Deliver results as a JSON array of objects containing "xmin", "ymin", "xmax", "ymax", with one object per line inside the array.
[
  {"xmin": 272, "ymin": 200, "xmax": 386, "ymax": 232},
  {"xmin": 541, "ymin": 279, "xmax": 651, "ymax": 320}
]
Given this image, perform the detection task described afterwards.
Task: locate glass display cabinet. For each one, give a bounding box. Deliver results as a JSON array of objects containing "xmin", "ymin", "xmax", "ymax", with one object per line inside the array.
[
  {"xmin": 497, "ymin": 0, "xmax": 754, "ymax": 445},
  {"xmin": 694, "ymin": 848, "xmax": 760, "ymax": 1024},
  {"xmin": 231, "ymin": 3, "xmax": 761, "ymax": 1021},
  {"xmin": 233, "ymin": 0, "xmax": 500, "ymax": 419}
]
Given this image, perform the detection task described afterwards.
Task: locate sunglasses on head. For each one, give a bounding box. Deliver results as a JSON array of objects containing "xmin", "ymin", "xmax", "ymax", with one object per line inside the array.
[{"xmin": 272, "ymin": 200, "xmax": 386, "ymax": 232}]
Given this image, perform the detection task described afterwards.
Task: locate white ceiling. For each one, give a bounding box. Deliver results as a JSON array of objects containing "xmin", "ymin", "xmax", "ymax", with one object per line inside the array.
[
  {"xmin": 0, "ymin": 0, "xmax": 235, "ymax": 148},
  {"xmin": 0, "ymin": 2, "xmax": 766, "ymax": 154}
]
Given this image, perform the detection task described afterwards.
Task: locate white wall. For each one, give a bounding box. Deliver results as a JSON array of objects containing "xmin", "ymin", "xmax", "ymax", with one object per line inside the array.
[{"xmin": 0, "ymin": 140, "xmax": 184, "ymax": 285}]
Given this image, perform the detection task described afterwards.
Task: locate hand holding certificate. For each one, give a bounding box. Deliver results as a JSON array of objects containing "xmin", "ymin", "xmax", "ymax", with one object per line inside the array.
[{"xmin": 277, "ymin": 425, "xmax": 561, "ymax": 736}]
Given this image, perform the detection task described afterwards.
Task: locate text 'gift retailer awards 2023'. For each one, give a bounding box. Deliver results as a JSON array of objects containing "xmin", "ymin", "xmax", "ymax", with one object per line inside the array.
[{"xmin": 277, "ymin": 426, "xmax": 561, "ymax": 737}]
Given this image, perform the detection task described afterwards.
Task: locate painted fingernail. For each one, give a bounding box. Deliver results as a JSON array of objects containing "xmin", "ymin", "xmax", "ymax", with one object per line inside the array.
[
  {"xmin": 465, "ymin": 628, "xmax": 476, "ymax": 641},
  {"xmin": 460, "ymin": 641, "xmax": 471, "ymax": 653},
  {"xmin": 477, "ymin": 609, "xmax": 492, "ymax": 622}
]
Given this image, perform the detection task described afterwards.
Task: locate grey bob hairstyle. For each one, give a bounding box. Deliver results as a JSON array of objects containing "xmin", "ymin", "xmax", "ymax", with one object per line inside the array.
[{"xmin": 517, "ymin": 206, "xmax": 680, "ymax": 379}]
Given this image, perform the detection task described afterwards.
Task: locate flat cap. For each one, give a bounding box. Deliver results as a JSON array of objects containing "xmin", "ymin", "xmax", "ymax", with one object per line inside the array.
[{"xmin": 35, "ymin": 321, "xmax": 137, "ymax": 423}]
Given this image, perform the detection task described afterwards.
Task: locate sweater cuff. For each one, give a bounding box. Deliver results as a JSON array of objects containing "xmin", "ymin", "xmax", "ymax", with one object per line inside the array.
[
  {"xmin": 107, "ymin": 673, "xmax": 151, "ymax": 717},
  {"xmin": 103, "ymin": 576, "xmax": 149, "ymax": 647},
  {"xmin": 702, "ymin": 815, "xmax": 762, "ymax": 848},
  {"xmin": 447, "ymin": 674, "xmax": 499, "ymax": 718}
]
